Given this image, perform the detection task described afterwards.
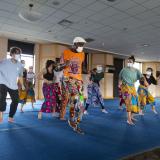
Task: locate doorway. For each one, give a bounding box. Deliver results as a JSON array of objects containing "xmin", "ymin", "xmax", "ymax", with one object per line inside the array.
[{"xmin": 113, "ymin": 58, "xmax": 124, "ymax": 97}]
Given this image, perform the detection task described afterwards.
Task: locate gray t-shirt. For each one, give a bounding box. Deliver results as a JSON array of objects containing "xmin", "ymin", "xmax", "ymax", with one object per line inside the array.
[{"xmin": 0, "ymin": 58, "xmax": 23, "ymax": 90}]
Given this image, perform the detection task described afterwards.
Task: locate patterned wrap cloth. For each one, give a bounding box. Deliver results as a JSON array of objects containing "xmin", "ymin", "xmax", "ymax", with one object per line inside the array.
[
  {"xmin": 86, "ymin": 82, "xmax": 104, "ymax": 107},
  {"xmin": 41, "ymin": 83, "xmax": 61, "ymax": 113},
  {"xmin": 60, "ymin": 77, "xmax": 84, "ymax": 124},
  {"xmin": 137, "ymin": 84, "xmax": 155, "ymax": 110}
]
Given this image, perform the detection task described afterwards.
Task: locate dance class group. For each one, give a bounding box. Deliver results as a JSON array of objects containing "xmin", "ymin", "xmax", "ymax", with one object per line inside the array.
[{"xmin": 0, "ymin": 36, "xmax": 160, "ymax": 134}]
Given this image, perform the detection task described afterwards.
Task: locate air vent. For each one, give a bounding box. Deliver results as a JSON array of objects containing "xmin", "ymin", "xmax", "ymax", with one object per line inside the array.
[
  {"xmin": 85, "ymin": 38, "xmax": 94, "ymax": 43},
  {"xmin": 58, "ymin": 19, "xmax": 73, "ymax": 27}
]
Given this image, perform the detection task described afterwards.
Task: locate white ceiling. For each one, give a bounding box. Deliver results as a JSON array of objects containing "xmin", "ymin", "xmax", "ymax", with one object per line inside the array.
[{"xmin": 0, "ymin": 0, "xmax": 160, "ymax": 61}]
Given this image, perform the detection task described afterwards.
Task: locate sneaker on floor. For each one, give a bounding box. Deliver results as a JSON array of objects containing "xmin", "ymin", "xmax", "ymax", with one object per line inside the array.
[
  {"xmin": 102, "ymin": 109, "xmax": 108, "ymax": 114},
  {"xmin": 68, "ymin": 120, "xmax": 77, "ymax": 129},
  {"xmin": 127, "ymin": 120, "xmax": 135, "ymax": 125},
  {"xmin": 153, "ymin": 110, "xmax": 158, "ymax": 114},
  {"xmin": 83, "ymin": 110, "xmax": 89, "ymax": 115},
  {"xmin": 75, "ymin": 127, "xmax": 84, "ymax": 135},
  {"xmin": 8, "ymin": 117, "xmax": 14, "ymax": 123}
]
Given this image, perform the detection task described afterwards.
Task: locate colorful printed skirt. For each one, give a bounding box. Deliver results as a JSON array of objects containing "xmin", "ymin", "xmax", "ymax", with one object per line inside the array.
[
  {"xmin": 137, "ymin": 85, "xmax": 155, "ymax": 110},
  {"xmin": 26, "ymin": 82, "xmax": 35, "ymax": 103},
  {"xmin": 41, "ymin": 83, "xmax": 61, "ymax": 113},
  {"xmin": 121, "ymin": 84, "xmax": 139, "ymax": 113},
  {"xmin": 86, "ymin": 82, "xmax": 104, "ymax": 107},
  {"xmin": 118, "ymin": 86, "xmax": 125, "ymax": 106},
  {"xmin": 19, "ymin": 89, "xmax": 27, "ymax": 104}
]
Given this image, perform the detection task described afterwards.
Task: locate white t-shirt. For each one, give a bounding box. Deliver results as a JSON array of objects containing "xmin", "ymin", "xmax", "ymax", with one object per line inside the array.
[
  {"xmin": 54, "ymin": 70, "xmax": 64, "ymax": 83},
  {"xmin": 27, "ymin": 72, "xmax": 35, "ymax": 83},
  {"xmin": 0, "ymin": 59, "xmax": 23, "ymax": 90}
]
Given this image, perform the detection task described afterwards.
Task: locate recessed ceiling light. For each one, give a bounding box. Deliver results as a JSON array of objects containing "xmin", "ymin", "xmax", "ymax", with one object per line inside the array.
[
  {"xmin": 107, "ymin": 0, "xmax": 117, "ymax": 2},
  {"xmin": 52, "ymin": 1, "xmax": 60, "ymax": 6},
  {"xmin": 85, "ymin": 38, "xmax": 95, "ymax": 43},
  {"xmin": 19, "ymin": 3, "xmax": 42, "ymax": 22},
  {"xmin": 122, "ymin": 27, "xmax": 128, "ymax": 31},
  {"xmin": 142, "ymin": 44, "xmax": 150, "ymax": 47}
]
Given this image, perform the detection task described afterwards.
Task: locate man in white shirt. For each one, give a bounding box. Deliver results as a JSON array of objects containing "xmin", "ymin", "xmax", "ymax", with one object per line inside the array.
[{"xmin": 0, "ymin": 47, "xmax": 24, "ymax": 123}]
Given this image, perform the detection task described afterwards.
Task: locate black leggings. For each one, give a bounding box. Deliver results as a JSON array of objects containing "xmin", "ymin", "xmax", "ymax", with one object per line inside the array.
[{"xmin": 0, "ymin": 84, "xmax": 19, "ymax": 118}]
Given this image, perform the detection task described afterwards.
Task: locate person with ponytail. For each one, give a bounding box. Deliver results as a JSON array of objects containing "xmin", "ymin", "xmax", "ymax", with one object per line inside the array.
[{"xmin": 119, "ymin": 55, "xmax": 143, "ymax": 125}]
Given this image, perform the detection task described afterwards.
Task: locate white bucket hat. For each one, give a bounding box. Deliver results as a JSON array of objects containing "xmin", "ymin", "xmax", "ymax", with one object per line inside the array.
[{"xmin": 73, "ymin": 37, "xmax": 86, "ymax": 44}]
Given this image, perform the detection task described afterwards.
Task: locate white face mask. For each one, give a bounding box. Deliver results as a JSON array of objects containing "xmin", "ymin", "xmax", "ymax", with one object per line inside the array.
[
  {"xmin": 146, "ymin": 71, "xmax": 151, "ymax": 76},
  {"xmin": 22, "ymin": 64, "xmax": 25, "ymax": 67},
  {"xmin": 127, "ymin": 63, "xmax": 133, "ymax": 67},
  {"xmin": 76, "ymin": 47, "xmax": 83, "ymax": 53},
  {"xmin": 97, "ymin": 66, "xmax": 103, "ymax": 73},
  {"xmin": 14, "ymin": 54, "xmax": 21, "ymax": 61},
  {"xmin": 29, "ymin": 69, "xmax": 33, "ymax": 72}
]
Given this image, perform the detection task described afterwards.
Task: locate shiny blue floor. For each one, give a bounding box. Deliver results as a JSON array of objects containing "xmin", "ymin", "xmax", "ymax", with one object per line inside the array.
[{"xmin": 1, "ymin": 99, "xmax": 160, "ymax": 160}]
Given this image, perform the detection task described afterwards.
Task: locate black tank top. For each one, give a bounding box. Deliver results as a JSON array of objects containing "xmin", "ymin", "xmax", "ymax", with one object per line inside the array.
[{"xmin": 43, "ymin": 70, "xmax": 54, "ymax": 81}]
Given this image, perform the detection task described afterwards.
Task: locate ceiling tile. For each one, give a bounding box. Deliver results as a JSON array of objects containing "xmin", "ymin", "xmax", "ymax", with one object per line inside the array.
[
  {"xmin": 86, "ymin": 1, "xmax": 109, "ymax": 12},
  {"xmin": 34, "ymin": 5, "xmax": 57, "ymax": 14},
  {"xmin": 0, "ymin": 1, "xmax": 17, "ymax": 12},
  {"xmin": 1, "ymin": 0, "xmax": 23, "ymax": 5},
  {"xmin": 73, "ymin": 0, "xmax": 96, "ymax": 7},
  {"xmin": 113, "ymin": 0, "xmax": 137, "ymax": 10},
  {"xmin": 66, "ymin": 15, "xmax": 84, "ymax": 23},
  {"xmin": 62, "ymin": 2, "xmax": 83, "ymax": 13},
  {"xmin": 74, "ymin": 8, "xmax": 95, "ymax": 18},
  {"xmin": 132, "ymin": 0, "xmax": 148, "ymax": 4},
  {"xmin": 141, "ymin": 0, "xmax": 160, "ymax": 9},
  {"xmin": 100, "ymin": 7, "xmax": 121, "ymax": 17},
  {"xmin": 125, "ymin": 5, "xmax": 147, "ymax": 16}
]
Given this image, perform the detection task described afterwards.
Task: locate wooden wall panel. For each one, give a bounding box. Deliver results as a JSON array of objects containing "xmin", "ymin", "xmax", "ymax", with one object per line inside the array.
[
  {"xmin": 104, "ymin": 73, "xmax": 113, "ymax": 98},
  {"xmin": 0, "ymin": 37, "xmax": 8, "ymax": 60},
  {"xmin": 91, "ymin": 54, "xmax": 105, "ymax": 65}
]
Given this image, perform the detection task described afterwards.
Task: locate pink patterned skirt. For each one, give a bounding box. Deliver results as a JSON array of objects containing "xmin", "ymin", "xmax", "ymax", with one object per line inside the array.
[{"xmin": 41, "ymin": 83, "xmax": 61, "ymax": 113}]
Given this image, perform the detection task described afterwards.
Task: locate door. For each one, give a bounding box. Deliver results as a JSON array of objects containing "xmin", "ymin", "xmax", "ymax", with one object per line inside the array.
[{"xmin": 113, "ymin": 58, "xmax": 124, "ymax": 97}]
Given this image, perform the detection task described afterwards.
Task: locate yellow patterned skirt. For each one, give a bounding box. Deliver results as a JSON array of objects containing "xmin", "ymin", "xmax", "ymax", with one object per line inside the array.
[
  {"xmin": 121, "ymin": 84, "xmax": 139, "ymax": 113},
  {"xmin": 138, "ymin": 85, "xmax": 155, "ymax": 109}
]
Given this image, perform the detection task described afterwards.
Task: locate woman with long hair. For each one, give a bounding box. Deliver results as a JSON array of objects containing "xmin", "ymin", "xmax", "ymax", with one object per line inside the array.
[{"xmin": 37, "ymin": 60, "xmax": 61, "ymax": 119}]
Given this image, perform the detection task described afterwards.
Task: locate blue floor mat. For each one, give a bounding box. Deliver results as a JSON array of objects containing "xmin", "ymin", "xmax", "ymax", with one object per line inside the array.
[{"xmin": 1, "ymin": 98, "xmax": 160, "ymax": 160}]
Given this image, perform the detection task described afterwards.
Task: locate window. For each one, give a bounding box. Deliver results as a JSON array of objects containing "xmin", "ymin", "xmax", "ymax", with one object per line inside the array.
[{"xmin": 7, "ymin": 53, "xmax": 34, "ymax": 70}]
